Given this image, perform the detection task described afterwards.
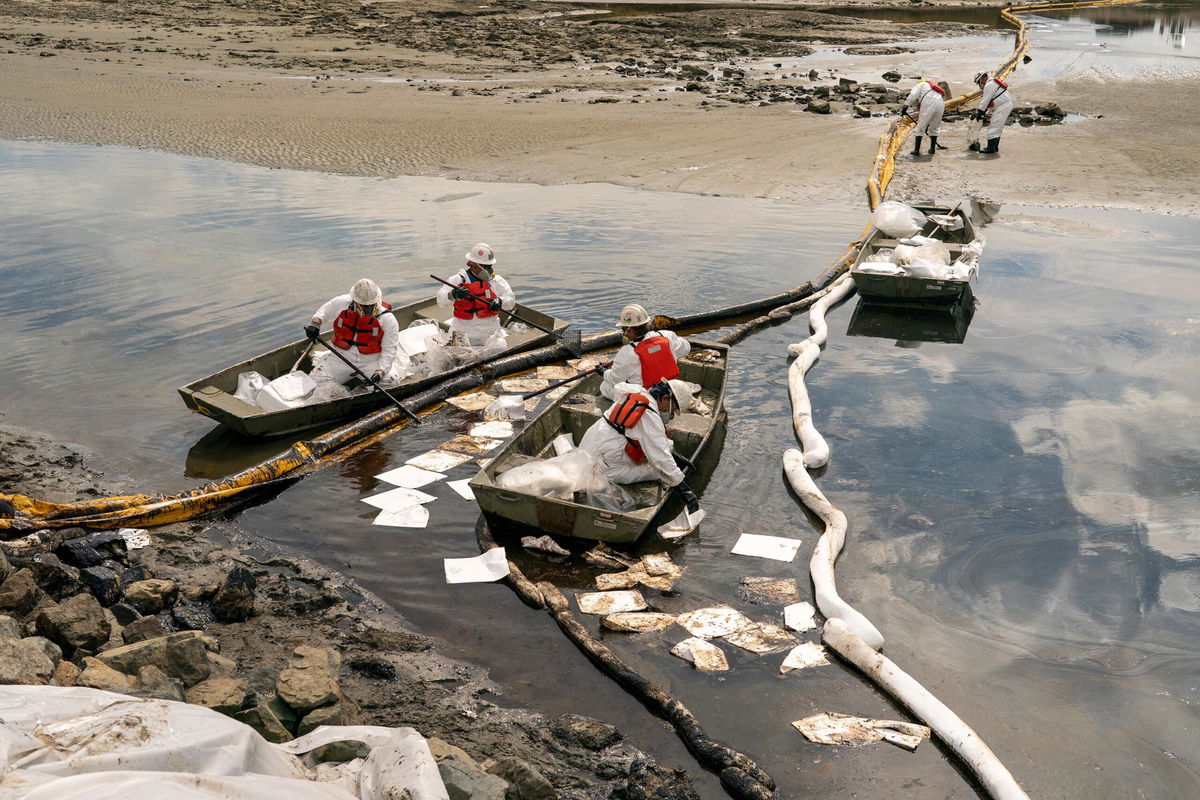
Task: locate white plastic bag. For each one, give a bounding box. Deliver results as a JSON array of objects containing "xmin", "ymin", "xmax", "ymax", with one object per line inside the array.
[
  {"xmin": 871, "ymin": 201, "xmax": 927, "ymax": 238},
  {"xmin": 893, "ymin": 240, "xmax": 950, "ymax": 268},
  {"xmin": 496, "ymin": 449, "xmax": 598, "ymax": 499},
  {"xmin": 398, "ymin": 320, "xmax": 440, "ymax": 357},
  {"xmin": 255, "ymin": 372, "xmax": 319, "ymax": 411},
  {"xmin": 233, "ymin": 371, "xmax": 269, "ymax": 405},
  {"xmin": 856, "ymin": 261, "xmax": 905, "ymax": 276},
  {"xmin": 496, "ymin": 449, "xmax": 630, "ymax": 509}
]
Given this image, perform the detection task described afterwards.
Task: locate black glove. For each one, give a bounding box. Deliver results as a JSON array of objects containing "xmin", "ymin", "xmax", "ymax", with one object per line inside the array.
[
  {"xmin": 487, "ymin": 298, "xmax": 503, "ymax": 311},
  {"xmin": 370, "ymin": 370, "xmax": 384, "ymax": 384},
  {"xmin": 677, "ymin": 483, "xmax": 700, "ymax": 514},
  {"xmin": 672, "ymin": 451, "xmax": 696, "ymax": 476},
  {"xmin": 304, "ymin": 324, "xmax": 320, "ymax": 341},
  {"xmin": 451, "ymin": 286, "xmax": 471, "ymax": 300},
  {"xmin": 972, "ymin": 110, "xmax": 985, "ymax": 122}
]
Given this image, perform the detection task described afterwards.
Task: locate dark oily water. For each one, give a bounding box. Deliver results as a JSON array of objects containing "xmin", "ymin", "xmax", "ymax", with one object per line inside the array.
[{"xmin": 2, "ymin": 141, "xmax": 1200, "ymax": 798}]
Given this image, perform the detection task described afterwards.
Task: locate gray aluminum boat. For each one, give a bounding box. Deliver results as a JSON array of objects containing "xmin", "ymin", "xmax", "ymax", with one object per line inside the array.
[
  {"xmin": 470, "ymin": 340, "xmax": 729, "ymax": 543},
  {"xmin": 179, "ymin": 296, "xmax": 567, "ymax": 438},
  {"xmin": 849, "ymin": 202, "xmax": 978, "ymax": 308}
]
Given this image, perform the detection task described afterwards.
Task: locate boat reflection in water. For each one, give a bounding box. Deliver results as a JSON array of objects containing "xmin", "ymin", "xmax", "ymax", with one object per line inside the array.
[{"xmin": 846, "ymin": 287, "xmax": 978, "ymax": 346}]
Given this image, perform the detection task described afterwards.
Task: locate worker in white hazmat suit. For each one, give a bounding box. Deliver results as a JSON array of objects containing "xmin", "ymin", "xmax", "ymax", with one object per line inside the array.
[
  {"xmin": 599, "ymin": 303, "xmax": 691, "ymax": 401},
  {"xmin": 306, "ymin": 278, "xmax": 404, "ymax": 386},
  {"xmin": 971, "ymin": 71, "xmax": 1014, "ymax": 154},
  {"xmin": 435, "ymin": 243, "xmax": 517, "ymax": 347},
  {"xmin": 578, "ymin": 379, "xmax": 701, "ymax": 512},
  {"xmin": 904, "ymin": 78, "xmax": 947, "ymax": 156}
]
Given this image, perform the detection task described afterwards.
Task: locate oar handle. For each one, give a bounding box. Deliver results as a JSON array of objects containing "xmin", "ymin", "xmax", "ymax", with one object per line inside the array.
[
  {"xmin": 319, "ymin": 340, "xmax": 421, "ymax": 425},
  {"xmin": 429, "ymin": 274, "xmax": 559, "ymax": 340},
  {"xmin": 520, "ymin": 365, "xmax": 603, "ymax": 400}
]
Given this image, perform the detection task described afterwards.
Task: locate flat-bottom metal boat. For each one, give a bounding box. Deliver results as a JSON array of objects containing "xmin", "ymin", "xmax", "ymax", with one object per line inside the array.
[
  {"xmin": 178, "ymin": 296, "xmax": 568, "ymax": 438},
  {"xmin": 470, "ymin": 341, "xmax": 729, "ymax": 543},
  {"xmin": 850, "ymin": 202, "xmax": 979, "ymax": 309}
]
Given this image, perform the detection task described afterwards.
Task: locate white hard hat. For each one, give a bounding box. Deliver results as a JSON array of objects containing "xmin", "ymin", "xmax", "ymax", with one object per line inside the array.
[
  {"xmin": 466, "ymin": 243, "xmax": 497, "ymax": 266},
  {"xmin": 351, "ymin": 278, "xmax": 382, "ymax": 306},
  {"xmin": 666, "ymin": 379, "xmax": 695, "ymax": 412},
  {"xmin": 974, "ymin": 71, "xmax": 988, "ymax": 85},
  {"xmin": 618, "ymin": 303, "xmax": 650, "ymax": 327}
]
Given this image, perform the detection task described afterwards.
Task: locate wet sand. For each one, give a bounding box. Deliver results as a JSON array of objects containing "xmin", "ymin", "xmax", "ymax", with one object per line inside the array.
[{"xmin": 0, "ymin": 0, "xmax": 1195, "ymax": 216}]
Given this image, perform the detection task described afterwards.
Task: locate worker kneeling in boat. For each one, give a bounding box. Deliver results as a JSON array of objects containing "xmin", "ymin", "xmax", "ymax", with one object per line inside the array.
[
  {"xmin": 579, "ymin": 379, "xmax": 700, "ymax": 512},
  {"xmin": 306, "ymin": 278, "xmax": 402, "ymax": 386},
  {"xmin": 435, "ymin": 242, "xmax": 517, "ymax": 347},
  {"xmin": 599, "ymin": 303, "xmax": 691, "ymax": 401}
]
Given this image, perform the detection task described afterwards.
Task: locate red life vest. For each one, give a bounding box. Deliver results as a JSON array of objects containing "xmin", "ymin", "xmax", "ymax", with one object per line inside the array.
[
  {"xmin": 634, "ymin": 334, "xmax": 679, "ymax": 387},
  {"xmin": 605, "ymin": 393, "xmax": 653, "ymax": 464},
  {"xmin": 926, "ymin": 81, "xmax": 946, "ymax": 96},
  {"xmin": 331, "ymin": 302, "xmax": 392, "ymax": 354},
  {"xmin": 452, "ymin": 278, "xmax": 499, "ymax": 320}
]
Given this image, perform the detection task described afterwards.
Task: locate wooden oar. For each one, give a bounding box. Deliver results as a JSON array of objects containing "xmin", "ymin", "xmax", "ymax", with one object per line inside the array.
[
  {"xmin": 317, "ymin": 340, "xmax": 421, "ymax": 425},
  {"xmin": 483, "ymin": 366, "xmax": 603, "ymax": 419},
  {"xmin": 289, "ymin": 339, "xmax": 316, "ymax": 373}
]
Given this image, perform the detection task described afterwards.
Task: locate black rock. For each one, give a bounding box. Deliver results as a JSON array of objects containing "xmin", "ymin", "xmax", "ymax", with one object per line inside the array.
[
  {"xmin": 121, "ymin": 565, "xmax": 154, "ymax": 585},
  {"xmin": 211, "ymin": 566, "xmax": 256, "ymax": 623},
  {"xmin": 56, "ymin": 532, "xmax": 127, "ymax": 569},
  {"xmin": 622, "ymin": 759, "xmax": 700, "ymax": 800},
  {"xmin": 348, "ymin": 658, "xmax": 397, "ymax": 681},
  {"xmin": 109, "ymin": 602, "xmax": 141, "ymax": 626},
  {"xmin": 79, "ymin": 566, "xmax": 121, "ymax": 607},
  {"xmin": 171, "ymin": 599, "xmax": 216, "ymax": 631}
]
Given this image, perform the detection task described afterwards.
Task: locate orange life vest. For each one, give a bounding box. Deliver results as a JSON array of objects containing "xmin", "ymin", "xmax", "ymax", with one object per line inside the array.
[
  {"xmin": 452, "ymin": 278, "xmax": 500, "ymax": 320},
  {"xmin": 331, "ymin": 302, "xmax": 392, "ymax": 354},
  {"xmin": 605, "ymin": 393, "xmax": 653, "ymax": 464},
  {"xmin": 926, "ymin": 81, "xmax": 946, "ymax": 96},
  {"xmin": 634, "ymin": 334, "xmax": 679, "ymax": 387}
]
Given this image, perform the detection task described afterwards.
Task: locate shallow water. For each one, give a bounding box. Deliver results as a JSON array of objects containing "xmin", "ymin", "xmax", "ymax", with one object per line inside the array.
[
  {"xmin": 788, "ymin": 0, "xmax": 1200, "ymax": 87},
  {"xmin": 2, "ymin": 140, "xmax": 1200, "ymax": 798}
]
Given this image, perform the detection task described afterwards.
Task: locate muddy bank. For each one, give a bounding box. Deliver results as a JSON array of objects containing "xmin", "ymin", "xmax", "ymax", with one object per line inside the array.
[
  {"xmin": 2, "ymin": 0, "xmax": 1191, "ymax": 214},
  {"xmin": 0, "ymin": 424, "xmax": 699, "ymax": 799}
]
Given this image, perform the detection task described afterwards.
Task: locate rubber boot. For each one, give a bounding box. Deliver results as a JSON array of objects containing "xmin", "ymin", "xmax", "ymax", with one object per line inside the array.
[
  {"xmin": 928, "ymin": 136, "xmax": 939, "ymax": 154},
  {"xmin": 981, "ymin": 138, "xmax": 1000, "ymax": 154},
  {"xmin": 911, "ymin": 136, "xmax": 923, "ymax": 156}
]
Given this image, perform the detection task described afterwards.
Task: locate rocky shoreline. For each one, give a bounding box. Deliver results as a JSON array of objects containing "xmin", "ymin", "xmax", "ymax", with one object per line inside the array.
[{"xmin": 0, "ymin": 425, "xmax": 699, "ymax": 799}]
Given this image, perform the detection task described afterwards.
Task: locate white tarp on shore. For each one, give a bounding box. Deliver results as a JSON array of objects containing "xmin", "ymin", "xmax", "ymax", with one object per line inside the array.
[{"xmin": 0, "ymin": 686, "xmax": 448, "ymax": 800}]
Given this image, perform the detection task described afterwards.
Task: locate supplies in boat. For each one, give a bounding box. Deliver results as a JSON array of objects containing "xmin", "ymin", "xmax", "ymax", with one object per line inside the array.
[
  {"xmin": 495, "ymin": 448, "xmax": 637, "ymax": 512},
  {"xmin": 227, "ymin": 320, "xmax": 508, "ymax": 412},
  {"xmin": 871, "ymin": 200, "xmax": 928, "ymax": 238},
  {"xmin": 858, "ymin": 236, "xmax": 986, "ymax": 282}
]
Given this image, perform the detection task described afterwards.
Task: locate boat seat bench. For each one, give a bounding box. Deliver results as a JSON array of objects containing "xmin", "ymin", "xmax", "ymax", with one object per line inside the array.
[{"xmin": 871, "ymin": 238, "xmax": 966, "ymax": 255}]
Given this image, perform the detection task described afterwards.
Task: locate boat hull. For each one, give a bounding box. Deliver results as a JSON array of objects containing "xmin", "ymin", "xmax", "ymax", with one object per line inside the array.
[
  {"xmin": 470, "ymin": 341, "xmax": 730, "ymax": 543},
  {"xmin": 178, "ymin": 297, "xmax": 567, "ymax": 438},
  {"xmin": 850, "ymin": 202, "xmax": 978, "ymax": 309}
]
